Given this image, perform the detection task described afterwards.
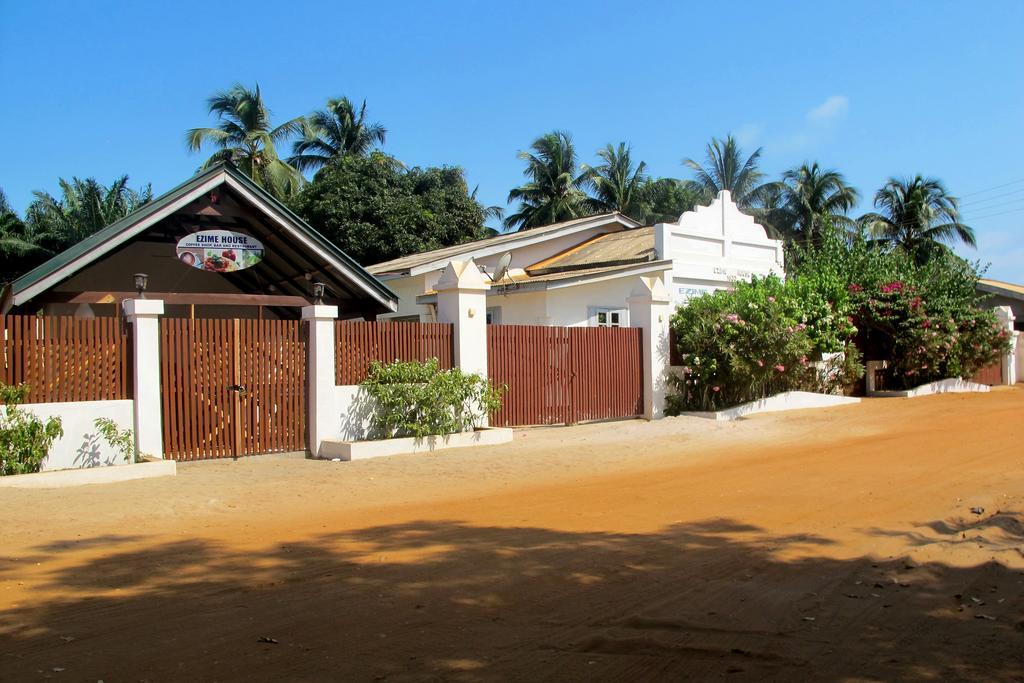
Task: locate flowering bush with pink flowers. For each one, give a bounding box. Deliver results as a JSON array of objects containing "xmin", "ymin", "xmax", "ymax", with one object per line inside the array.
[
  {"xmin": 849, "ymin": 272, "xmax": 1008, "ymax": 386},
  {"xmin": 666, "ymin": 275, "xmax": 850, "ymax": 413},
  {"xmin": 791, "ymin": 225, "xmax": 1010, "ymax": 389}
]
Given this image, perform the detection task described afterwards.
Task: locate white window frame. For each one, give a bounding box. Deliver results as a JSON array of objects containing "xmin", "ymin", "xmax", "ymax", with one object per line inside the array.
[
  {"xmin": 486, "ymin": 306, "xmax": 502, "ymax": 325},
  {"xmin": 588, "ymin": 306, "xmax": 627, "ymax": 328}
]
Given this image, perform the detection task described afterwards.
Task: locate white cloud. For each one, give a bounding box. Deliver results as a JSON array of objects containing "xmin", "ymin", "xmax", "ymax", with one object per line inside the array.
[{"xmin": 807, "ymin": 95, "xmax": 849, "ymax": 122}]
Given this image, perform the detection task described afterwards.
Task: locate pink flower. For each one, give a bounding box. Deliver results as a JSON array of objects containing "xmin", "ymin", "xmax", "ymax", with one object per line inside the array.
[
  {"xmin": 767, "ymin": 296, "xmax": 776, "ymax": 303},
  {"xmin": 881, "ymin": 281, "xmax": 904, "ymax": 293},
  {"xmin": 712, "ymin": 386, "xmax": 720, "ymax": 392},
  {"xmin": 756, "ymin": 360, "xmax": 764, "ymax": 367},
  {"xmin": 774, "ymin": 364, "xmax": 785, "ymax": 373}
]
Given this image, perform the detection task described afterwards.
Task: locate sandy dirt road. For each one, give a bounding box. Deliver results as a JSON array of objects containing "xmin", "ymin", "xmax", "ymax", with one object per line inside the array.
[{"xmin": 1, "ymin": 389, "xmax": 1023, "ymax": 682}]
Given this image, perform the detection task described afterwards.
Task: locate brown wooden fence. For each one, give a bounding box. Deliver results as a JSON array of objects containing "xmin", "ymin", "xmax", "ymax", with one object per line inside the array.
[
  {"xmin": 487, "ymin": 325, "xmax": 644, "ymax": 427},
  {"xmin": 161, "ymin": 318, "xmax": 306, "ymax": 461},
  {"xmin": 971, "ymin": 357, "xmax": 1003, "ymax": 385},
  {"xmin": 335, "ymin": 321, "xmax": 454, "ymax": 384},
  {"xmin": 1, "ymin": 315, "xmax": 130, "ymax": 403}
]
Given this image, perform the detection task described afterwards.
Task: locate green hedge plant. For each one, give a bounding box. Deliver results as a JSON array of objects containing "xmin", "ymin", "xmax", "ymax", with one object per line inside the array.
[
  {"xmin": 360, "ymin": 358, "xmax": 504, "ymax": 440},
  {"xmin": 0, "ymin": 382, "xmax": 63, "ymax": 476},
  {"xmin": 666, "ymin": 275, "xmax": 841, "ymax": 413}
]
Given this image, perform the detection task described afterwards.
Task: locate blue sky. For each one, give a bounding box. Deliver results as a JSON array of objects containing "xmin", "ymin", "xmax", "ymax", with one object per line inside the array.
[{"xmin": 2, "ymin": 1, "xmax": 1022, "ymax": 281}]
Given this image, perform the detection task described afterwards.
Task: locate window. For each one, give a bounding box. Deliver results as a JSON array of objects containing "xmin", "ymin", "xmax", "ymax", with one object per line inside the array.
[
  {"xmin": 589, "ymin": 307, "xmax": 626, "ymax": 327},
  {"xmin": 486, "ymin": 307, "xmax": 502, "ymax": 325}
]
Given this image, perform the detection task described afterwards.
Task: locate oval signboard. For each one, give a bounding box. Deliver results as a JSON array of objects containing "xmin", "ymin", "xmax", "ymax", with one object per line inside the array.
[{"xmin": 176, "ymin": 230, "xmax": 264, "ymax": 273}]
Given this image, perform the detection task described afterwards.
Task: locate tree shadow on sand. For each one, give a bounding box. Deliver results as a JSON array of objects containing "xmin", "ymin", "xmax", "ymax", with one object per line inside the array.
[{"xmin": 1, "ymin": 518, "xmax": 1022, "ymax": 681}]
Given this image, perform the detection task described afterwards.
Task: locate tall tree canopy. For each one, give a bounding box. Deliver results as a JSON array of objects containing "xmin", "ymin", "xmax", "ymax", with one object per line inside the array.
[
  {"xmin": 773, "ymin": 163, "xmax": 859, "ymax": 247},
  {"xmin": 860, "ymin": 175, "xmax": 976, "ymax": 260},
  {"xmin": 1, "ymin": 189, "xmax": 45, "ymax": 282},
  {"xmin": 582, "ymin": 142, "xmax": 649, "ymax": 221},
  {"xmin": 1, "ymin": 177, "xmax": 151, "ymax": 282},
  {"xmin": 185, "ymin": 83, "xmax": 303, "ymax": 199},
  {"xmin": 683, "ymin": 135, "xmax": 777, "ymax": 209},
  {"xmin": 290, "ymin": 97, "xmax": 387, "ymax": 173},
  {"xmin": 25, "ymin": 176, "xmax": 152, "ymax": 253},
  {"xmin": 290, "ymin": 152, "xmax": 491, "ymax": 265},
  {"xmin": 639, "ymin": 177, "xmax": 702, "ymax": 224},
  {"xmin": 504, "ymin": 131, "xmax": 592, "ymax": 230}
]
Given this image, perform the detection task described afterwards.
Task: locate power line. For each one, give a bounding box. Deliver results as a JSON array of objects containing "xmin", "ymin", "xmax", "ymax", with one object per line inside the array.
[
  {"xmin": 967, "ymin": 206, "xmax": 1024, "ymax": 221},
  {"xmin": 960, "ymin": 186, "xmax": 1024, "ymax": 207},
  {"xmin": 959, "ymin": 177, "xmax": 1024, "ymax": 198},
  {"xmin": 962, "ymin": 198, "xmax": 1024, "ymax": 213}
]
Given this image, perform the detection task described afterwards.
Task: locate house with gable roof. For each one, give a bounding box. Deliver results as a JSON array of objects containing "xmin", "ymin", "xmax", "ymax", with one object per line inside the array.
[{"xmin": 368, "ymin": 190, "xmax": 785, "ymax": 327}]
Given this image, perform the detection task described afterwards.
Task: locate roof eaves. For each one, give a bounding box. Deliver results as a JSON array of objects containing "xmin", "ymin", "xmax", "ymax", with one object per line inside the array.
[
  {"xmin": 10, "ymin": 165, "xmax": 230, "ymax": 308},
  {"xmin": 9, "ymin": 163, "xmax": 398, "ymax": 313},
  {"xmin": 219, "ymin": 166, "xmax": 398, "ymax": 310},
  {"xmin": 403, "ymin": 213, "xmax": 643, "ymax": 276}
]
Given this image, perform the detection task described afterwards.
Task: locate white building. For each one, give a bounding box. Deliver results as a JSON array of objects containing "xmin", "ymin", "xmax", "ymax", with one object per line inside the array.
[{"xmin": 368, "ymin": 190, "xmax": 785, "ymax": 326}]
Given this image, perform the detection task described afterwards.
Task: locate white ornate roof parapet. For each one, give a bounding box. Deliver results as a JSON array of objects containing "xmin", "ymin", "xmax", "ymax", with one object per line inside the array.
[{"xmin": 675, "ymin": 190, "xmax": 771, "ymax": 241}]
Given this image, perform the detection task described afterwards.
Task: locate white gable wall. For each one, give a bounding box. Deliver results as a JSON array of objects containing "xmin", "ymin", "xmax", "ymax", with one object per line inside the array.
[{"xmin": 655, "ymin": 190, "xmax": 784, "ymax": 306}]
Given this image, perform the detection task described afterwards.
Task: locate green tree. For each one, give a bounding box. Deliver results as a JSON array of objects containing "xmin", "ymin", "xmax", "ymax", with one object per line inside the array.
[
  {"xmin": 290, "ymin": 96, "xmax": 387, "ymax": 173},
  {"xmin": 582, "ymin": 142, "xmax": 649, "ymax": 221},
  {"xmin": 1, "ymin": 189, "xmax": 50, "ymax": 282},
  {"xmin": 683, "ymin": 135, "xmax": 777, "ymax": 209},
  {"xmin": 776, "ymin": 163, "xmax": 859, "ymax": 248},
  {"xmin": 505, "ymin": 131, "xmax": 592, "ymax": 230},
  {"xmin": 639, "ymin": 177, "xmax": 701, "ymax": 224},
  {"xmin": 24, "ymin": 176, "xmax": 152, "ymax": 253},
  {"xmin": 859, "ymin": 175, "xmax": 976, "ymax": 260},
  {"xmin": 290, "ymin": 152, "xmax": 490, "ymax": 265},
  {"xmin": 185, "ymin": 83, "xmax": 303, "ymax": 199}
]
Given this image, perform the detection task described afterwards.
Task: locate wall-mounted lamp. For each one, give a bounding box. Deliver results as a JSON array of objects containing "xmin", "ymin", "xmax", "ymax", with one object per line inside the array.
[
  {"xmin": 468, "ymin": 307, "xmax": 476, "ymax": 318},
  {"xmin": 312, "ymin": 282, "xmax": 326, "ymax": 305},
  {"xmin": 133, "ymin": 273, "xmax": 148, "ymax": 299}
]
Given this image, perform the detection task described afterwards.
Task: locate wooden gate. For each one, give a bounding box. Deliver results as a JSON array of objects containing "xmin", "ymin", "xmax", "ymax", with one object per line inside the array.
[
  {"xmin": 971, "ymin": 357, "xmax": 1003, "ymax": 386},
  {"xmin": 487, "ymin": 325, "xmax": 643, "ymax": 427},
  {"xmin": 160, "ymin": 318, "xmax": 307, "ymax": 460}
]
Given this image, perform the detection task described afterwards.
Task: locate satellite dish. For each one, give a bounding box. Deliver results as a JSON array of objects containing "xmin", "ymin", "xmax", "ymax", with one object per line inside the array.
[{"xmin": 491, "ymin": 252, "xmax": 512, "ymax": 283}]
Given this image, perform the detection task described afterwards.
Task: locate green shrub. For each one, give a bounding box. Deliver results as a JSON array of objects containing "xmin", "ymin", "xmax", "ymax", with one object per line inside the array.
[
  {"xmin": 94, "ymin": 417, "xmax": 137, "ymax": 464},
  {"xmin": 360, "ymin": 358, "xmax": 504, "ymax": 440},
  {"xmin": 793, "ymin": 227, "xmax": 1010, "ymax": 388},
  {"xmin": 0, "ymin": 382, "xmax": 63, "ymax": 476},
  {"xmin": 666, "ymin": 275, "xmax": 840, "ymax": 412}
]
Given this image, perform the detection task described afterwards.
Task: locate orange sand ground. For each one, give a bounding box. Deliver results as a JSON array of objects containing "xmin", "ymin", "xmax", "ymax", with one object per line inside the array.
[{"xmin": 1, "ymin": 389, "xmax": 1023, "ymax": 681}]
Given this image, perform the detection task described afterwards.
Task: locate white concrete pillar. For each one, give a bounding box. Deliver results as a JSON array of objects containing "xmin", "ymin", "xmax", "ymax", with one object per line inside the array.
[
  {"xmin": 122, "ymin": 298, "xmax": 164, "ymax": 459},
  {"xmin": 302, "ymin": 304, "xmax": 338, "ymax": 458},
  {"xmin": 994, "ymin": 306, "xmax": 1018, "ymax": 385},
  {"xmin": 434, "ymin": 260, "xmax": 490, "ymax": 378},
  {"xmin": 628, "ymin": 276, "xmax": 672, "ymax": 419}
]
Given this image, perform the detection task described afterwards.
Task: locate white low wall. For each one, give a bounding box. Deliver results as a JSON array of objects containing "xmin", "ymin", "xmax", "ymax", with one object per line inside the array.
[
  {"xmin": 320, "ymin": 427, "xmax": 514, "ymax": 461},
  {"xmin": 683, "ymin": 391, "xmax": 860, "ymax": 421},
  {"xmin": 16, "ymin": 399, "xmax": 135, "ymax": 471},
  {"xmin": 329, "ymin": 385, "xmax": 376, "ymax": 442},
  {"xmin": 868, "ymin": 378, "xmax": 991, "ymax": 398},
  {"xmin": 0, "ymin": 458, "xmax": 175, "ymax": 488}
]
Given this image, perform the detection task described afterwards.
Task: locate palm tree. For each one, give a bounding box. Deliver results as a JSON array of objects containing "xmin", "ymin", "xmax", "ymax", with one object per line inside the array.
[
  {"xmin": 683, "ymin": 135, "xmax": 777, "ymax": 209},
  {"xmin": 860, "ymin": 176, "xmax": 976, "ymax": 258},
  {"xmin": 504, "ymin": 131, "xmax": 592, "ymax": 230},
  {"xmin": 640, "ymin": 178, "xmax": 702, "ymax": 224},
  {"xmin": 776, "ymin": 163, "xmax": 859, "ymax": 247},
  {"xmin": 1, "ymin": 189, "xmax": 48, "ymax": 281},
  {"xmin": 290, "ymin": 97, "xmax": 387, "ymax": 173},
  {"xmin": 582, "ymin": 142, "xmax": 649, "ymax": 221},
  {"xmin": 185, "ymin": 83, "xmax": 303, "ymax": 199},
  {"xmin": 24, "ymin": 176, "xmax": 152, "ymax": 252}
]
